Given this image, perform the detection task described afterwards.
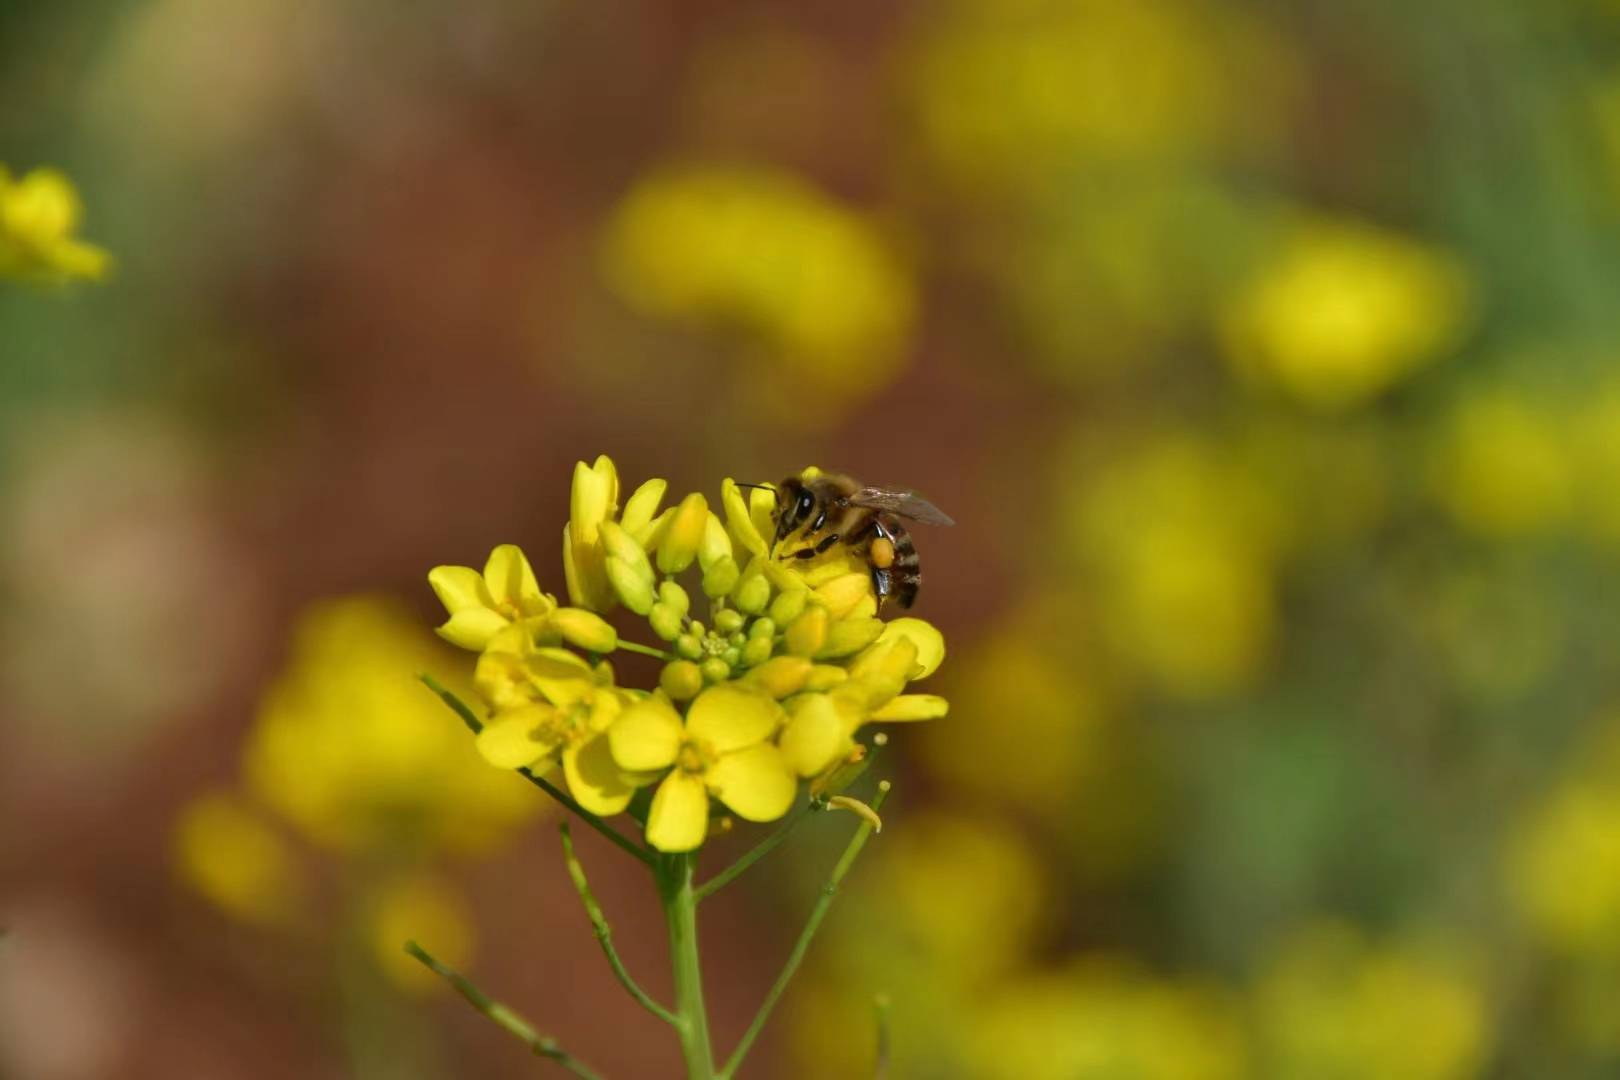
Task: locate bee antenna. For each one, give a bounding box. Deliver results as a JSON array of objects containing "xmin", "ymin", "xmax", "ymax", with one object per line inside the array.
[{"xmin": 734, "ymin": 482, "xmax": 777, "ymax": 493}]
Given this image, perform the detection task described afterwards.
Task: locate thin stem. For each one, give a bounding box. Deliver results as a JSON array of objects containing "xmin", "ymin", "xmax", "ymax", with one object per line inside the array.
[
  {"xmin": 420, "ymin": 674, "xmax": 654, "ymax": 866},
  {"xmin": 404, "ymin": 941, "xmax": 603, "ymax": 1080},
  {"xmin": 559, "ymin": 822, "xmax": 680, "ymax": 1027},
  {"xmin": 718, "ymin": 783, "xmax": 892, "ymax": 1080},
  {"xmin": 694, "ymin": 797, "xmax": 822, "ymax": 902},
  {"xmin": 658, "ymin": 853, "xmax": 716, "ymax": 1079},
  {"xmin": 873, "ymin": 994, "xmax": 892, "ymax": 1079},
  {"xmin": 617, "ymin": 639, "xmax": 675, "ymax": 661}
]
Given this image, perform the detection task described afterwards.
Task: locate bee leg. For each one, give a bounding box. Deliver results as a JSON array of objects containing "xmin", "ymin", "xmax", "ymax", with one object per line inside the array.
[
  {"xmin": 789, "ymin": 533, "xmax": 841, "ymax": 559},
  {"xmin": 872, "ymin": 567, "xmax": 893, "ymax": 604}
]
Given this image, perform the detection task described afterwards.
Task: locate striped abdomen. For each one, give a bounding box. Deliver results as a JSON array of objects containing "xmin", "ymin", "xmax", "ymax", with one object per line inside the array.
[{"xmin": 869, "ymin": 514, "xmax": 921, "ymax": 609}]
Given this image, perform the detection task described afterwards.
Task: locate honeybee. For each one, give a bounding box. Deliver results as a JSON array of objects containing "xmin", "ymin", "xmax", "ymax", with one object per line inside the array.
[{"xmin": 763, "ymin": 472, "xmax": 954, "ymax": 609}]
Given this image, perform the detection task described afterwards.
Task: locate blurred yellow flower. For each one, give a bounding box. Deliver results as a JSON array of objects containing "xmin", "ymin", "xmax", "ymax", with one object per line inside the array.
[
  {"xmin": 968, "ymin": 958, "xmax": 1248, "ymax": 1080},
  {"xmin": 0, "ymin": 166, "xmax": 111, "ymax": 283},
  {"xmin": 1071, "ymin": 434, "xmax": 1287, "ymax": 697},
  {"xmin": 368, "ymin": 876, "xmax": 475, "ymax": 994},
  {"xmin": 173, "ymin": 791, "xmax": 302, "ymax": 926},
  {"xmin": 1505, "ymin": 731, "xmax": 1620, "ymax": 956},
  {"xmin": 599, "ymin": 165, "xmax": 915, "ymax": 418},
  {"xmin": 242, "ymin": 596, "xmax": 539, "ymax": 855},
  {"xmin": 1220, "ymin": 216, "xmax": 1472, "ymax": 410},
  {"xmin": 1253, "ymin": 922, "xmax": 1487, "ymax": 1080},
  {"xmin": 907, "ymin": 0, "xmax": 1294, "ymax": 192},
  {"xmin": 1429, "ymin": 385, "xmax": 1573, "ymax": 536}
]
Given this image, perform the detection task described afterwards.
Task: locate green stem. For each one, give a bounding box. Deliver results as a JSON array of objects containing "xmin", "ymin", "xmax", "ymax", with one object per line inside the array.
[
  {"xmin": 560, "ymin": 823, "xmax": 680, "ymax": 1027},
  {"xmin": 694, "ymin": 796, "xmax": 822, "ymax": 902},
  {"xmin": 420, "ymin": 673, "xmax": 654, "ymax": 866},
  {"xmin": 658, "ymin": 853, "xmax": 716, "ymax": 1079},
  {"xmin": 617, "ymin": 639, "xmax": 675, "ymax": 660},
  {"xmin": 718, "ymin": 783, "xmax": 891, "ymax": 1080},
  {"xmin": 404, "ymin": 941, "xmax": 602, "ymax": 1079}
]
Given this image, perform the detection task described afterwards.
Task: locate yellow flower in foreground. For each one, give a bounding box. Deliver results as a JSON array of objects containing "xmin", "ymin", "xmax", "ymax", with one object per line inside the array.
[
  {"xmin": 428, "ymin": 543, "xmax": 557, "ymax": 650},
  {"xmin": 610, "ymin": 685, "xmax": 796, "ymax": 851},
  {"xmin": 473, "ymin": 625, "xmax": 638, "ymax": 815},
  {"xmin": 0, "ymin": 166, "xmax": 111, "ymax": 282},
  {"xmin": 1220, "ymin": 216, "xmax": 1471, "ymax": 410}
]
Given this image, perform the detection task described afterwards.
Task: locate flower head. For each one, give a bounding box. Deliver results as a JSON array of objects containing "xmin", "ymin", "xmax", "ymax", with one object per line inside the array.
[{"xmin": 425, "ymin": 456, "xmax": 949, "ymax": 852}]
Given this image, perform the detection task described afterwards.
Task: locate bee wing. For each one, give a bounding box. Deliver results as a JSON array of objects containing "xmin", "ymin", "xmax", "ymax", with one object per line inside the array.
[{"xmin": 850, "ymin": 487, "xmax": 956, "ymax": 526}]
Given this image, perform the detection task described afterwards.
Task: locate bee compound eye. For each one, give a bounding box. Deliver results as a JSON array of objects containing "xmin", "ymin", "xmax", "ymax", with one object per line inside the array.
[{"xmin": 798, "ymin": 493, "xmax": 814, "ymax": 514}]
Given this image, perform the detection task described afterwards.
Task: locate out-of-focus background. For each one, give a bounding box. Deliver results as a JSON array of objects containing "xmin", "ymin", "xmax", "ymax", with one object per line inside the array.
[{"xmin": 6, "ymin": 1, "xmax": 1620, "ymax": 1077}]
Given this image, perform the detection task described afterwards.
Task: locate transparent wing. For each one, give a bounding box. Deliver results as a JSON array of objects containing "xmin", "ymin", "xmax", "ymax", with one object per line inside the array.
[{"xmin": 849, "ymin": 486, "xmax": 955, "ymax": 526}]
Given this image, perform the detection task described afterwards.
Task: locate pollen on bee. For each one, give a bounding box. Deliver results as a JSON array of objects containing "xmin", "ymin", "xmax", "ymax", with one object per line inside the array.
[{"xmin": 869, "ymin": 537, "xmax": 896, "ymax": 569}]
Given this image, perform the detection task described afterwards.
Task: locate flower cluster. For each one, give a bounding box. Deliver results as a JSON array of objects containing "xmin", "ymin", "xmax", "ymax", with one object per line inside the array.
[
  {"xmin": 428, "ymin": 455, "xmax": 947, "ymax": 852},
  {"xmin": 0, "ymin": 165, "xmax": 111, "ymax": 283}
]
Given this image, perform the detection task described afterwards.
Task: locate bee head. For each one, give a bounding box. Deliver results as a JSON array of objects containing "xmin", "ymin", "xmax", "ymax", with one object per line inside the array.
[{"xmin": 773, "ymin": 476, "xmax": 815, "ymax": 544}]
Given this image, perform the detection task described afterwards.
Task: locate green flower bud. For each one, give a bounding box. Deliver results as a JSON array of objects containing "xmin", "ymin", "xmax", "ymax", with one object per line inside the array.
[
  {"xmin": 748, "ymin": 616, "xmax": 776, "ymax": 640},
  {"xmin": 740, "ymin": 635, "xmax": 773, "ymax": 668},
  {"xmin": 688, "ymin": 620, "xmax": 707, "ymax": 638},
  {"xmin": 649, "ymin": 601, "xmax": 685, "ymax": 642},
  {"xmin": 722, "ymin": 646, "xmax": 742, "ymax": 666},
  {"xmin": 551, "ymin": 607, "xmax": 618, "ymax": 654},
  {"xmin": 700, "ymin": 657, "xmax": 731, "ymax": 683},
  {"xmin": 746, "ymin": 655, "xmax": 812, "ymax": 697},
  {"xmin": 658, "ymin": 579, "xmax": 691, "ymax": 615},
  {"xmin": 701, "ymin": 556, "xmax": 741, "ymax": 599},
  {"xmin": 734, "ymin": 572, "xmax": 772, "ymax": 615},
  {"xmin": 659, "ymin": 660, "xmax": 704, "ymax": 700},
  {"xmin": 815, "ymin": 617, "xmax": 885, "ymax": 659},
  {"xmin": 675, "ymin": 633, "xmax": 704, "ymax": 660},
  {"xmin": 714, "ymin": 608, "xmax": 746, "ymax": 635},
  {"xmin": 785, "ymin": 606, "xmax": 829, "ymax": 657},
  {"xmin": 769, "ymin": 588, "xmax": 809, "ymax": 625},
  {"xmin": 658, "ymin": 492, "xmax": 709, "ymax": 574},
  {"xmin": 604, "ymin": 552, "xmax": 656, "ymax": 615},
  {"xmin": 634, "ymin": 507, "xmax": 673, "ymax": 549},
  {"xmin": 729, "ymin": 631, "xmax": 747, "ymax": 648}
]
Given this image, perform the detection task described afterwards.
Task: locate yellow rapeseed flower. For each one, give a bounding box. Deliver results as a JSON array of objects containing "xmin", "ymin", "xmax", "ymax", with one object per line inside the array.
[
  {"xmin": 1220, "ymin": 215, "xmax": 1472, "ymax": 410},
  {"xmin": 610, "ymin": 686, "xmax": 797, "ymax": 851},
  {"xmin": 428, "ymin": 543, "xmax": 557, "ymax": 650},
  {"xmin": 0, "ymin": 166, "xmax": 111, "ymax": 283},
  {"xmin": 471, "ymin": 624, "xmax": 639, "ymax": 816}
]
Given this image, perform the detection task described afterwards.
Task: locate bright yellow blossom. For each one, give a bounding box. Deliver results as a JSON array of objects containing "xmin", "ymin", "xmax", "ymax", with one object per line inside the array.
[
  {"xmin": 472, "ymin": 624, "xmax": 638, "ymax": 815},
  {"xmin": 0, "ymin": 166, "xmax": 111, "ymax": 283},
  {"xmin": 428, "ymin": 543, "xmax": 557, "ymax": 650},
  {"xmin": 610, "ymin": 685, "xmax": 797, "ymax": 851}
]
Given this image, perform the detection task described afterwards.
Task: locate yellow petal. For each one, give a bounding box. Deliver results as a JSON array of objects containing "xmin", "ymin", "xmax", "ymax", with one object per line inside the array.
[
  {"xmin": 658, "ymin": 492, "xmax": 709, "ymax": 574},
  {"xmin": 551, "ymin": 608, "xmax": 618, "ymax": 654},
  {"xmin": 621, "ymin": 478, "xmax": 668, "ymax": 535},
  {"xmin": 686, "ymin": 684, "xmax": 783, "ymax": 753},
  {"xmin": 869, "ymin": 694, "xmax": 949, "ymax": 721},
  {"xmin": 475, "ymin": 707, "xmax": 558, "ymax": 769},
  {"xmin": 874, "ymin": 618, "xmax": 946, "ymax": 679},
  {"xmin": 563, "ymin": 730, "xmax": 635, "ymax": 815},
  {"xmin": 609, "ymin": 697, "xmax": 684, "ymax": 771},
  {"xmin": 435, "ymin": 608, "xmax": 509, "ymax": 651},
  {"xmin": 530, "ymin": 647, "xmax": 597, "ymax": 707},
  {"xmin": 749, "ymin": 486, "xmax": 778, "ymax": 547},
  {"xmin": 816, "ymin": 617, "xmax": 886, "ymax": 659},
  {"xmin": 849, "ymin": 638, "xmax": 919, "ymax": 685},
  {"xmin": 475, "ymin": 647, "xmax": 536, "ymax": 711},
  {"xmin": 483, "ymin": 544, "xmax": 540, "ymax": 610},
  {"xmin": 707, "ymin": 744, "xmax": 797, "ymax": 822},
  {"xmin": 699, "ymin": 512, "xmax": 733, "ymax": 571},
  {"xmin": 779, "ymin": 694, "xmax": 851, "ymax": 777},
  {"xmin": 428, "ymin": 565, "xmax": 493, "ymax": 616},
  {"xmin": 815, "ymin": 573, "xmax": 877, "ymax": 621},
  {"xmin": 571, "ymin": 456, "xmax": 620, "ymax": 540},
  {"xmin": 646, "ymin": 773, "xmax": 710, "ymax": 852},
  {"xmin": 722, "ymin": 478, "xmax": 768, "ymax": 557}
]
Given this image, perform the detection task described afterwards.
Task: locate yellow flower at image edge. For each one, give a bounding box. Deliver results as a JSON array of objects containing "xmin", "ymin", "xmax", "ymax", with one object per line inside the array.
[
  {"xmin": 0, "ymin": 166, "xmax": 111, "ymax": 282},
  {"xmin": 610, "ymin": 685, "xmax": 796, "ymax": 852}
]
